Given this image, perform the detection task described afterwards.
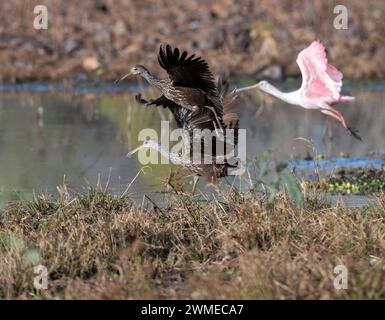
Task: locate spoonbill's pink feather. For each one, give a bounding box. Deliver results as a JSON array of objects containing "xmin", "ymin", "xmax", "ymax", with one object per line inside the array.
[
  {"xmin": 326, "ymin": 64, "xmax": 343, "ymax": 82},
  {"xmin": 296, "ymin": 40, "xmax": 353, "ymax": 106}
]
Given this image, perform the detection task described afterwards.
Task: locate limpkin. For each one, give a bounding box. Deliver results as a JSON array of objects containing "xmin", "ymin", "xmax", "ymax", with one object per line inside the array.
[
  {"xmin": 120, "ymin": 44, "xmax": 229, "ymax": 133},
  {"xmin": 123, "ymin": 45, "xmax": 241, "ymax": 190},
  {"xmin": 136, "ymin": 72, "xmax": 240, "ymax": 144},
  {"xmin": 131, "ymin": 75, "xmax": 241, "ymax": 192},
  {"xmin": 127, "ymin": 130, "xmax": 240, "ymax": 193}
]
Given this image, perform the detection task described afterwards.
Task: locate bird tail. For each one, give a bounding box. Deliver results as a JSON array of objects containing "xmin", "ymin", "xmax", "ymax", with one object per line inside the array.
[{"xmin": 339, "ymin": 96, "xmax": 355, "ymax": 104}]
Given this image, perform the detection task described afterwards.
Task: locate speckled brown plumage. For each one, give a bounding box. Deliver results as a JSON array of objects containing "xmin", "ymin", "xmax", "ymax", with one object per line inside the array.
[{"xmin": 133, "ymin": 45, "xmax": 241, "ymax": 182}]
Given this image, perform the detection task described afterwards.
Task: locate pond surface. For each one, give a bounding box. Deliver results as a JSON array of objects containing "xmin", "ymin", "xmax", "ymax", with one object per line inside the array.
[{"xmin": 0, "ymin": 82, "xmax": 384, "ymax": 206}]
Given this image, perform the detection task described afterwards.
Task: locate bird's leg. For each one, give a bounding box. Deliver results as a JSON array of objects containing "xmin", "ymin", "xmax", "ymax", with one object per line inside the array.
[
  {"xmin": 135, "ymin": 93, "xmax": 153, "ymax": 106},
  {"xmin": 321, "ymin": 118, "xmax": 333, "ymax": 142},
  {"xmin": 203, "ymin": 106, "xmax": 225, "ymax": 139},
  {"xmin": 320, "ymin": 107, "xmax": 362, "ymax": 141},
  {"xmin": 212, "ymin": 120, "xmax": 224, "ymax": 140},
  {"xmin": 327, "ymin": 119, "xmax": 333, "ymax": 141},
  {"xmin": 192, "ymin": 176, "xmax": 199, "ymax": 194},
  {"xmin": 205, "ymin": 106, "xmax": 224, "ymax": 131}
]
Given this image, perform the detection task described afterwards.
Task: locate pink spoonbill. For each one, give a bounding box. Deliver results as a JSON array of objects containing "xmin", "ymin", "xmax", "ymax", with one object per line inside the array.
[{"xmin": 236, "ymin": 40, "xmax": 361, "ymax": 141}]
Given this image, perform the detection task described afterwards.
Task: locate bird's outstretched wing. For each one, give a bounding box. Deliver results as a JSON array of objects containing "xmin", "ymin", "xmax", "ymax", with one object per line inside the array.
[
  {"xmin": 158, "ymin": 44, "xmax": 218, "ymax": 96},
  {"xmin": 135, "ymin": 93, "xmax": 189, "ymax": 128},
  {"xmin": 296, "ymin": 40, "xmax": 354, "ymax": 105}
]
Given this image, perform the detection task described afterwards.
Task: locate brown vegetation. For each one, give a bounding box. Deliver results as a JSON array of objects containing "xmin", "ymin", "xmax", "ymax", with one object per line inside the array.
[
  {"xmin": 1, "ymin": 0, "xmax": 384, "ymax": 82},
  {"xmin": 1, "ymin": 183, "xmax": 384, "ymax": 299}
]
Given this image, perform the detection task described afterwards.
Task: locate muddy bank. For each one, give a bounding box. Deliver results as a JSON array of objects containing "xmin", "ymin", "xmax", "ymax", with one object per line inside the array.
[{"xmin": 0, "ymin": 0, "xmax": 384, "ymax": 83}]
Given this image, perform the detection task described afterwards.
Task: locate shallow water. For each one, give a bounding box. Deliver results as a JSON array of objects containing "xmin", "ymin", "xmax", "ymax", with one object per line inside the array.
[{"xmin": 0, "ymin": 82, "xmax": 384, "ymax": 207}]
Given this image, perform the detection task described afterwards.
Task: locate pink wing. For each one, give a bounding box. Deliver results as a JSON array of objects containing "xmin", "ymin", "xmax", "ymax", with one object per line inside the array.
[{"xmin": 296, "ymin": 40, "xmax": 354, "ymax": 105}]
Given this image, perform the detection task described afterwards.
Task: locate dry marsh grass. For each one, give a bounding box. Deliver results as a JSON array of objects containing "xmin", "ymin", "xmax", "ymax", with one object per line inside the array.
[{"xmin": 0, "ymin": 185, "xmax": 384, "ymax": 299}]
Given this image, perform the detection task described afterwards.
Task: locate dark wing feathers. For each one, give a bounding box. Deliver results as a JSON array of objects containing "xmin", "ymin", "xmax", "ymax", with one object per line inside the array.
[{"xmin": 158, "ymin": 44, "xmax": 218, "ymax": 96}]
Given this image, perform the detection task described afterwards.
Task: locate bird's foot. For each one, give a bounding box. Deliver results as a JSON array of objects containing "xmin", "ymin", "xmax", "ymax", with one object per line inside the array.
[
  {"xmin": 135, "ymin": 93, "xmax": 152, "ymax": 106},
  {"xmin": 347, "ymin": 126, "xmax": 362, "ymax": 141}
]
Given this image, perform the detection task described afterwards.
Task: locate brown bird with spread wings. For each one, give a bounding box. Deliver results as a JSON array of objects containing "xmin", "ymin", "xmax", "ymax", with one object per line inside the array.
[
  {"xmin": 121, "ymin": 44, "xmax": 239, "ymax": 132},
  {"xmin": 121, "ymin": 44, "xmax": 241, "ymax": 186}
]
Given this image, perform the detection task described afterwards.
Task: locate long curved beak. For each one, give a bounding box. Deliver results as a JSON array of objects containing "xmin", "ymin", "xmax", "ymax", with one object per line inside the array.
[
  {"xmin": 235, "ymin": 82, "xmax": 261, "ymax": 93},
  {"xmin": 115, "ymin": 71, "xmax": 132, "ymax": 84},
  {"xmin": 126, "ymin": 146, "xmax": 142, "ymax": 157}
]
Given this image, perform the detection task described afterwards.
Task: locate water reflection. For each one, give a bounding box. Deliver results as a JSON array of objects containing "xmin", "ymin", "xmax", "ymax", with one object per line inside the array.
[{"xmin": 0, "ymin": 84, "xmax": 384, "ymax": 205}]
